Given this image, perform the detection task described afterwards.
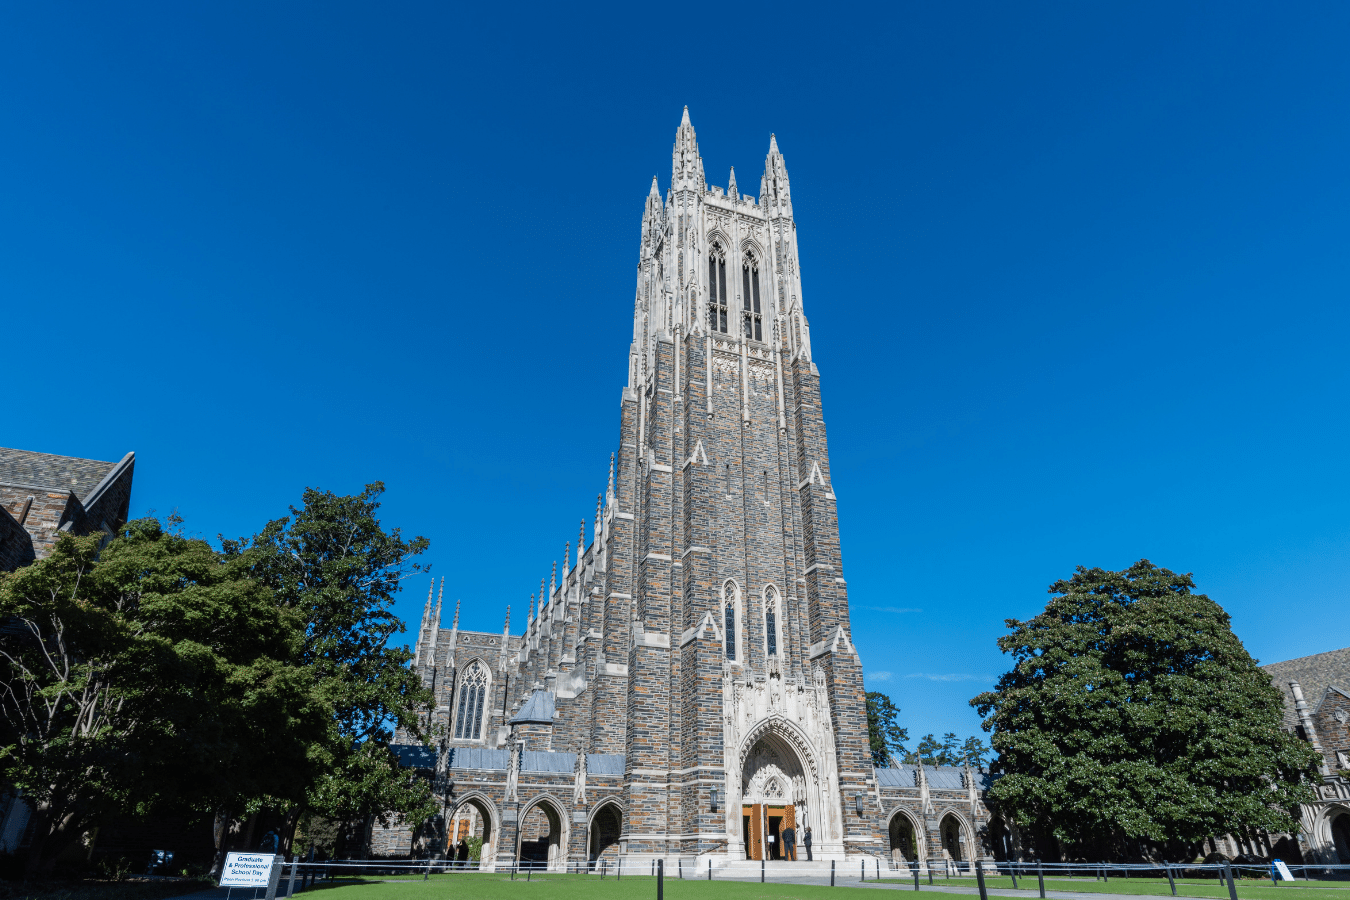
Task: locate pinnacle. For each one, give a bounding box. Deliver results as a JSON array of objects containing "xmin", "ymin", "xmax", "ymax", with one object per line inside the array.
[
  {"xmin": 769, "ymin": 133, "xmax": 779, "ymax": 154},
  {"xmin": 681, "ymin": 105, "xmax": 691, "ymax": 127},
  {"xmin": 649, "ymin": 175, "xmax": 660, "ymax": 197}
]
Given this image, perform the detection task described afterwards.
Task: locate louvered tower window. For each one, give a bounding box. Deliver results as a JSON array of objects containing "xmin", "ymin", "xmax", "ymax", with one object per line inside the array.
[
  {"xmin": 743, "ymin": 262, "xmax": 762, "ymax": 341},
  {"xmin": 725, "ymin": 602, "xmax": 736, "ymax": 660},
  {"xmin": 708, "ymin": 249, "xmax": 728, "ymax": 333},
  {"xmin": 453, "ymin": 661, "xmax": 488, "ymax": 740},
  {"xmin": 765, "ymin": 587, "xmax": 780, "ymax": 657}
]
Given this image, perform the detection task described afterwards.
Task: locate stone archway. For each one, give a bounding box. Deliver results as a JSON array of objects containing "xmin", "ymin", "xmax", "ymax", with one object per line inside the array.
[
  {"xmin": 1332, "ymin": 810, "xmax": 1350, "ymax": 863},
  {"xmin": 888, "ymin": 809, "xmax": 921, "ymax": 868},
  {"xmin": 447, "ymin": 794, "xmax": 497, "ymax": 870},
  {"xmin": 588, "ymin": 801, "xmax": 622, "ymax": 866},
  {"xmin": 518, "ymin": 797, "xmax": 567, "ymax": 871},
  {"xmin": 739, "ymin": 731, "xmax": 809, "ymax": 861},
  {"xmin": 939, "ymin": 812, "xmax": 970, "ymax": 868}
]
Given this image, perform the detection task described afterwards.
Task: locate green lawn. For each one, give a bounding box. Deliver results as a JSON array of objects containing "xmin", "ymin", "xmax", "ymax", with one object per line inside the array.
[
  {"xmin": 877, "ymin": 876, "xmax": 1350, "ymax": 900},
  {"xmin": 294, "ymin": 874, "xmax": 1350, "ymax": 900}
]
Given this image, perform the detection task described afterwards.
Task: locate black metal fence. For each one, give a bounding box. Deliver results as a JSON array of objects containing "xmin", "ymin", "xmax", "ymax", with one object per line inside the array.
[{"xmin": 235, "ymin": 856, "xmax": 1350, "ymax": 900}]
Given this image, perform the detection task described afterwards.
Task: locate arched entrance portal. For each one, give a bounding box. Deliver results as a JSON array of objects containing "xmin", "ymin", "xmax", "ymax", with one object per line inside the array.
[
  {"xmin": 518, "ymin": 798, "xmax": 566, "ymax": 871},
  {"xmin": 741, "ymin": 732, "xmax": 808, "ymax": 860},
  {"xmin": 1331, "ymin": 811, "xmax": 1350, "ymax": 863},
  {"xmin": 588, "ymin": 802, "xmax": 622, "ymax": 866},
  {"xmin": 889, "ymin": 812, "xmax": 919, "ymax": 867},
  {"xmin": 447, "ymin": 796, "xmax": 495, "ymax": 870}
]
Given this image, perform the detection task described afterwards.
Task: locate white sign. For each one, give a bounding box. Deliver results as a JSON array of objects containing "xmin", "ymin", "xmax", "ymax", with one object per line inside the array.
[
  {"xmin": 1273, "ymin": 861, "xmax": 1294, "ymax": 882},
  {"xmin": 221, "ymin": 853, "xmax": 276, "ymax": 887}
]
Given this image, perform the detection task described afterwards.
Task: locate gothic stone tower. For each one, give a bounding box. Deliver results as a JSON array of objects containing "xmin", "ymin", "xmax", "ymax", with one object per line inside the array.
[
  {"xmin": 616, "ymin": 107, "xmax": 881, "ymax": 861},
  {"xmin": 390, "ymin": 109, "xmax": 891, "ymax": 868}
]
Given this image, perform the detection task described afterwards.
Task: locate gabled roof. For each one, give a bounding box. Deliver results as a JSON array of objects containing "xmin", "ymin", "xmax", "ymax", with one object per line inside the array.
[
  {"xmin": 509, "ymin": 689, "xmax": 556, "ymax": 725},
  {"xmin": 0, "ymin": 447, "xmax": 127, "ymax": 502},
  {"xmin": 1262, "ymin": 647, "xmax": 1350, "ymax": 731}
]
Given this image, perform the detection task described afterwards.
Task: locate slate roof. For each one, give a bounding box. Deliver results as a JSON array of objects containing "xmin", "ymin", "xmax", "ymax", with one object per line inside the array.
[
  {"xmin": 1263, "ymin": 647, "xmax": 1350, "ymax": 731},
  {"xmin": 875, "ymin": 764, "xmax": 991, "ymax": 790},
  {"xmin": 391, "ymin": 745, "xmax": 437, "ymax": 768},
  {"xmin": 509, "ymin": 690, "xmax": 556, "ymax": 725},
  {"xmin": 0, "ymin": 448, "xmax": 122, "ymax": 501},
  {"xmin": 441, "ymin": 747, "xmax": 625, "ymax": 774}
]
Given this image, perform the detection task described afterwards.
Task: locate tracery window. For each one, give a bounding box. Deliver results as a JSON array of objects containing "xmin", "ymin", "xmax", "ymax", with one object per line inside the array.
[
  {"xmin": 724, "ymin": 582, "xmax": 738, "ymax": 661},
  {"xmin": 708, "ymin": 246, "xmax": 728, "ymax": 334},
  {"xmin": 453, "ymin": 660, "xmax": 488, "ymax": 741},
  {"xmin": 765, "ymin": 586, "xmax": 780, "ymax": 657},
  {"xmin": 742, "ymin": 259, "xmax": 762, "ymax": 341}
]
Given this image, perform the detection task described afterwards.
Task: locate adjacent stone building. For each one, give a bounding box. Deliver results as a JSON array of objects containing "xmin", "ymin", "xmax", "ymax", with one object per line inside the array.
[
  {"xmin": 1261, "ymin": 648, "xmax": 1350, "ymax": 863},
  {"xmin": 0, "ymin": 446, "xmax": 135, "ymax": 572},
  {"xmin": 376, "ymin": 110, "xmax": 995, "ymax": 872}
]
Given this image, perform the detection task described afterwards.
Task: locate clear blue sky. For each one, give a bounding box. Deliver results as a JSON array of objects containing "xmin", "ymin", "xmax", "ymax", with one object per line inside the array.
[{"xmin": 5, "ymin": 3, "xmax": 1349, "ymax": 745}]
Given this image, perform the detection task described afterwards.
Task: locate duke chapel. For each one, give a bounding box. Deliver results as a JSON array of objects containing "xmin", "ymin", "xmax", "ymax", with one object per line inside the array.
[{"xmin": 378, "ymin": 109, "xmax": 997, "ymax": 871}]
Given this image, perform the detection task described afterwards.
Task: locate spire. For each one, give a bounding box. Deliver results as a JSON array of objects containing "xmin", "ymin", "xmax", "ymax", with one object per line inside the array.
[
  {"xmin": 434, "ymin": 577, "xmax": 444, "ymax": 625},
  {"xmin": 672, "ymin": 106, "xmax": 704, "ymax": 191},
  {"xmin": 530, "ymin": 592, "xmax": 537, "ymax": 623},
  {"xmin": 727, "ymin": 166, "xmax": 738, "ymax": 200},
  {"xmin": 594, "ymin": 494, "xmax": 603, "ymax": 545},
  {"xmin": 563, "ymin": 542, "xmax": 570, "ymax": 578},
  {"xmin": 504, "ymin": 605, "xmax": 511, "ymax": 633},
  {"xmin": 452, "ymin": 596, "xmax": 461, "ymax": 631},
  {"xmin": 578, "ymin": 519, "xmax": 586, "ymax": 561},
  {"xmin": 649, "ymin": 175, "xmax": 660, "ymax": 199},
  {"xmin": 421, "ymin": 580, "xmax": 433, "ymax": 629},
  {"xmin": 539, "ymin": 577, "xmax": 546, "ymax": 616},
  {"xmin": 763, "ymin": 133, "xmax": 791, "ymax": 211},
  {"xmin": 549, "ymin": 561, "xmax": 557, "ymax": 608},
  {"xmin": 606, "ymin": 452, "xmax": 616, "ymax": 505}
]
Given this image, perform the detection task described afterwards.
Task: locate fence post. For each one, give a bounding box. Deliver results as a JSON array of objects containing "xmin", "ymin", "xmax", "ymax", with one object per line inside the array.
[
  {"xmin": 1037, "ymin": 860, "xmax": 1045, "ymax": 899},
  {"xmin": 287, "ymin": 860, "xmax": 298, "ymax": 897},
  {"xmin": 657, "ymin": 859, "xmax": 664, "ymax": 900},
  {"xmin": 1011, "ymin": 863, "xmax": 1018, "ymax": 890},
  {"xmin": 1165, "ymin": 863, "xmax": 1176, "ymax": 897},
  {"xmin": 709, "ymin": 859, "xmax": 712, "ymax": 880},
  {"xmin": 1225, "ymin": 862, "xmax": 1238, "ymax": 900},
  {"xmin": 831, "ymin": 860, "xmax": 835, "ymax": 887},
  {"xmin": 1271, "ymin": 864, "xmax": 1278, "ymax": 888},
  {"xmin": 762, "ymin": 859, "xmax": 765, "ymax": 883},
  {"xmin": 913, "ymin": 861, "xmax": 920, "ymax": 891},
  {"xmin": 975, "ymin": 861, "xmax": 989, "ymax": 900},
  {"xmin": 678, "ymin": 860, "xmax": 682, "ymax": 879},
  {"xmin": 877, "ymin": 859, "xmax": 881, "ymax": 881},
  {"xmin": 263, "ymin": 860, "xmax": 283, "ymax": 900},
  {"xmin": 862, "ymin": 859, "xmax": 866, "ymax": 882},
  {"xmin": 423, "ymin": 858, "xmax": 431, "ymax": 882}
]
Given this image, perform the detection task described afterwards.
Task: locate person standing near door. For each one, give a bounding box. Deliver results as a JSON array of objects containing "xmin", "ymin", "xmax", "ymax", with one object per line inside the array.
[
  {"xmin": 783, "ymin": 824, "xmax": 797, "ymax": 861},
  {"xmin": 802, "ymin": 826, "xmax": 813, "ymax": 861}
]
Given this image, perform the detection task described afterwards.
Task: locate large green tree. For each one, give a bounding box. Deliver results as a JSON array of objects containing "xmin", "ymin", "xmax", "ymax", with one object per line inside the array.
[
  {"xmin": 0, "ymin": 521, "xmax": 319, "ymax": 877},
  {"xmin": 866, "ymin": 692, "xmax": 910, "ymax": 766},
  {"xmin": 971, "ymin": 560, "xmax": 1319, "ymax": 859},
  {"xmin": 223, "ymin": 483, "xmax": 437, "ymax": 848}
]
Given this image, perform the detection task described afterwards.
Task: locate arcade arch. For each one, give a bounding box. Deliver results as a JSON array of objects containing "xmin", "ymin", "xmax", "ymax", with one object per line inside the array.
[
  {"xmin": 517, "ymin": 796, "xmax": 568, "ymax": 871},
  {"xmin": 938, "ymin": 811, "xmax": 972, "ymax": 869},
  {"xmin": 447, "ymin": 794, "xmax": 497, "ymax": 869},
  {"xmin": 887, "ymin": 809, "xmax": 922, "ymax": 867},
  {"xmin": 1332, "ymin": 808, "xmax": 1350, "ymax": 863},
  {"xmin": 588, "ymin": 800, "xmax": 623, "ymax": 865}
]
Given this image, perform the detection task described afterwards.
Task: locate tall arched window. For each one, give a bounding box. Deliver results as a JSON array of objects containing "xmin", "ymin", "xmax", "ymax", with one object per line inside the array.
[
  {"xmin": 453, "ymin": 661, "xmax": 488, "ymax": 741},
  {"xmin": 724, "ymin": 582, "xmax": 738, "ymax": 661},
  {"xmin": 708, "ymin": 247, "xmax": 728, "ymax": 333},
  {"xmin": 764, "ymin": 586, "xmax": 780, "ymax": 657},
  {"xmin": 742, "ymin": 258, "xmax": 762, "ymax": 341}
]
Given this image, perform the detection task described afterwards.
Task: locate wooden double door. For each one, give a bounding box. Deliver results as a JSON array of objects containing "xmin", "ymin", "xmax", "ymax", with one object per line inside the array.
[{"xmin": 742, "ymin": 803, "xmax": 797, "ymax": 860}]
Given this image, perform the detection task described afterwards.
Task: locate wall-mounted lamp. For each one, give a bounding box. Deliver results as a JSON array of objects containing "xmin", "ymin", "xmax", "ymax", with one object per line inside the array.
[
  {"xmin": 854, "ymin": 794, "xmax": 864, "ymax": 816},
  {"xmin": 710, "ymin": 788, "xmax": 720, "ymax": 812}
]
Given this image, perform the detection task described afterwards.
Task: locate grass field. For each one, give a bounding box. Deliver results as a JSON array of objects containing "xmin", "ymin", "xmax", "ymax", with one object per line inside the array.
[
  {"xmin": 878, "ymin": 876, "xmax": 1350, "ymax": 900},
  {"xmin": 287, "ymin": 873, "xmax": 1350, "ymax": 900}
]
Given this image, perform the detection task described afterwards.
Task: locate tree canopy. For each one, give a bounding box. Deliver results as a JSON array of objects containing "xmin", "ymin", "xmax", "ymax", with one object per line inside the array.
[
  {"xmin": 912, "ymin": 732, "xmax": 989, "ymax": 768},
  {"xmin": 865, "ymin": 692, "xmax": 909, "ymax": 766},
  {"xmin": 223, "ymin": 482, "xmax": 437, "ymax": 840},
  {"xmin": 971, "ymin": 560, "xmax": 1319, "ymax": 858},
  {"xmin": 0, "ymin": 520, "xmax": 321, "ymax": 877}
]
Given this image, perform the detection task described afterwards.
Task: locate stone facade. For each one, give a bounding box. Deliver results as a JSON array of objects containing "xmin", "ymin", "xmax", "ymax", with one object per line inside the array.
[
  {"xmin": 376, "ymin": 110, "xmax": 995, "ymax": 872},
  {"xmin": 1260, "ymin": 649, "xmax": 1350, "ymax": 863},
  {"xmin": 0, "ymin": 446, "xmax": 136, "ymax": 571}
]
